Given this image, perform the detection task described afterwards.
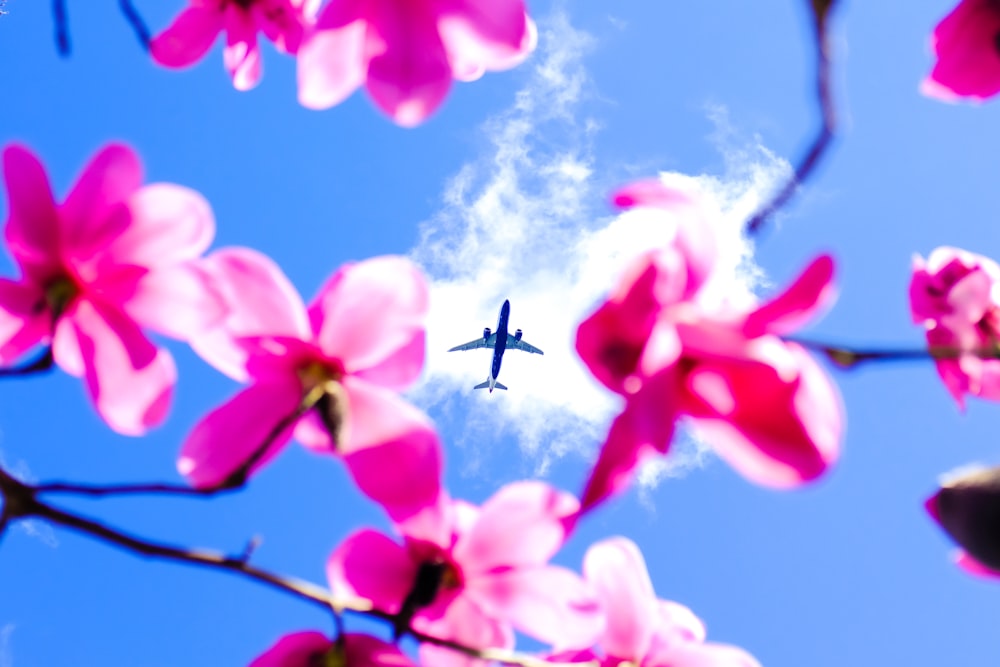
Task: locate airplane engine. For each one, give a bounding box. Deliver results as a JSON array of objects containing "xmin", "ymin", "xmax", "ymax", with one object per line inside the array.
[
  {"xmin": 514, "ymin": 329, "xmax": 523, "ymax": 340},
  {"xmin": 483, "ymin": 327, "xmax": 491, "ymax": 341}
]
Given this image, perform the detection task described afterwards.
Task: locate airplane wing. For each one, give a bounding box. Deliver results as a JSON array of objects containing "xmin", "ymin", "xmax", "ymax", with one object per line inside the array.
[
  {"xmin": 448, "ymin": 334, "xmax": 496, "ymax": 352},
  {"xmin": 506, "ymin": 335, "xmax": 544, "ymax": 355}
]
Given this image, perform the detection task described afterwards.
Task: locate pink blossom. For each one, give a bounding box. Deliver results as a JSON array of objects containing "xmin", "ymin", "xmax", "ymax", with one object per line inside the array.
[
  {"xmin": 910, "ymin": 247, "xmax": 1000, "ymax": 408},
  {"xmin": 151, "ymin": 0, "xmax": 319, "ymax": 91},
  {"xmin": 922, "ymin": 0, "xmax": 1000, "ymax": 102},
  {"xmin": 0, "ymin": 144, "xmax": 223, "ymax": 435},
  {"xmin": 576, "ymin": 180, "xmax": 842, "ymax": 512},
  {"xmin": 925, "ymin": 465, "xmax": 1000, "ymax": 580},
  {"xmin": 297, "ymin": 0, "xmax": 536, "ymax": 126},
  {"xmin": 327, "ymin": 481, "xmax": 603, "ymax": 667},
  {"xmin": 555, "ymin": 537, "xmax": 759, "ymax": 667},
  {"xmin": 249, "ymin": 631, "xmax": 414, "ymax": 667},
  {"xmin": 179, "ymin": 248, "xmax": 441, "ymax": 520}
]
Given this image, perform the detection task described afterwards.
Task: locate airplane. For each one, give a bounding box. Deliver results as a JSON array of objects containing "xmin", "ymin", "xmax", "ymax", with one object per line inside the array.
[{"xmin": 448, "ymin": 299, "xmax": 543, "ymax": 392}]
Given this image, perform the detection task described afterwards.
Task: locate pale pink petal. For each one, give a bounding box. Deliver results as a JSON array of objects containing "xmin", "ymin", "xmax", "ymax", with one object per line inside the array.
[
  {"xmin": 417, "ymin": 595, "xmax": 513, "ymax": 667},
  {"xmin": 955, "ymin": 551, "xmax": 1000, "ymax": 579},
  {"xmin": 646, "ymin": 641, "xmax": 762, "ymax": 667},
  {"xmin": 311, "ymin": 256, "xmax": 428, "ymax": 381},
  {"xmin": 190, "ymin": 247, "xmax": 310, "ymax": 382},
  {"xmin": 117, "ymin": 264, "xmax": 226, "ymax": 341},
  {"xmin": 60, "ymin": 144, "xmax": 143, "ymax": 255},
  {"xmin": 2, "ymin": 144, "xmax": 61, "ymax": 273},
  {"xmin": 224, "ymin": 6, "xmax": 264, "ymax": 91},
  {"xmin": 252, "ymin": 0, "xmax": 310, "ymax": 53},
  {"xmin": 583, "ymin": 537, "xmax": 656, "ymax": 659},
  {"xmin": 326, "ymin": 529, "xmax": 415, "ymax": 612},
  {"xmin": 364, "ymin": 1, "xmax": 453, "ymax": 126},
  {"xmin": 150, "ymin": 6, "xmax": 224, "ymax": 68},
  {"xmin": 249, "ymin": 631, "xmax": 333, "ymax": 667},
  {"xmin": 69, "ymin": 298, "xmax": 175, "ymax": 436},
  {"xmin": 353, "ymin": 333, "xmax": 426, "ymax": 390},
  {"xmin": 436, "ymin": 0, "xmax": 532, "ymax": 76},
  {"xmin": 454, "ymin": 481, "xmax": 578, "ymax": 574},
  {"xmin": 469, "ymin": 565, "xmax": 603, "ymax": 650},
  {"xmin": 0, "ymin": 279, "xmax": 49, "ymax": 363},
  {"xmin": 654, "ymin": 600, "xmax": 707, "ymax": 643},
  {"xmin": 52, "ymin": 315, "xmax": 84, "ymax": 377},
  {"xmin": 743, "ymin": 255, "xmax": 835, "ymax": 338},
  {"xmin": 924, "ymin": 0, "xmax": 1000, "ymax": 101},
  {"xmin": 297, "ymin": 0, "xmax": 368, "ymax": 109},
  {"xmin": 177, "ymin": 374, "xmax": 301, "ymax": 488}
]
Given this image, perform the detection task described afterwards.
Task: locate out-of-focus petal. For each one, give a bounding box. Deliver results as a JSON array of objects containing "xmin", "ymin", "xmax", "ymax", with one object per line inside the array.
[
  {"xmin": 249, "ymin": 631, "xmax": 333, "ymax": 667},
  {"xmin": 654, "ymin": 600, "xmax": 707, "ymax": 643},
  {"xmin": 454, "ymin": 481, "xmax": 577, "ymax": 574},
  {"xmin": 469, "ymin": 565, "xmax": 603, "ymax": 650},
  {"xmin": 955, "ymin": 551, "xmax": 1000, "ymax": 579},
  {"xmin": 150, "ymin": 6, "xmax": 224, "ymax": 68},
  {"xmin": 224, "ymin": 6, "xmax": 264, "ymax": 91},
  {"xmin": 0, "ymin": 279, "xmax": 48, "ymax": 363},
  {"xmin": 326, "ymin": 529, "xmax": 415, "ymax": 612},
  {"xmin": 297, "ymin": 20, "xmax": 369, "ymax": 109},
  {"xmin": 583, "ymin": 537, "xmax": 656, "ymax": 659},
  {"xmin": 60, "ymin": 145, "xmax": 143, "ymax": 255},
  {"xmin": 69, "ymin": 298, "xmax": 175, "ymax": 436},
  {"xmin": 52, "ymin": 315, "xmax": 84, "ymax": 377},
  {"xmin": 416, "ymin": 595, "xmax": 513, "ymax": 667},
  {"xmin": 311, "ymin": 256, "xmax": 428, "ymax": 380},
  {"xmin": 2, "ymin": 144, "xmax": 61, "ymax": 272},
  {"xmin": 743, "ymin": 255, "xmax": 836, "ymax": 338},
  {"xmin": 177, "ymin": 374, "xmax": 301, "ymax": 487},
  {"xmin": 118, "ymin": 264, "xmax": 226, "ymax": 341},
  {"xmin": 645, "ymin": 640, "xmax": 762, "ymax": 667},
  {"xmin": 252, "ymin": 0, "xmax": 310, "ymax": 53},
  {"xmin": 924, "ymin": 0, "xmax": 1000, "ymax": 101},
  {"xmin": 436, "ymin": 0, "xmax": 532, "ymax": 76}
]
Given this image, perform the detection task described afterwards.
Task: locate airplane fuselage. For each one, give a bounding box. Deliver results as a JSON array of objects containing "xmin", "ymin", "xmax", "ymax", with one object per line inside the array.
[{"xmin": 488, "ymin": 300, "xmax": 511, "ymax": 390}]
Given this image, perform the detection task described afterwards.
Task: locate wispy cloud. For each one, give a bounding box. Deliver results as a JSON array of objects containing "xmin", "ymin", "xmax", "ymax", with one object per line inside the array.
[
  {"xmin": 0, "ymin": 450, "xmax": 58, "ymax": 548},
  {"xmin": 410, "ymin": 12, "xmax": 791, "ymax": 488},
  {"xmin": 0, "ymin": 624, "xmax": 13, "ymax": 667}
]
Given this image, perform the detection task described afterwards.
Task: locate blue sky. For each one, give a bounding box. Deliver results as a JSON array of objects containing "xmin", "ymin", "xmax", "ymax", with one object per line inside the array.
[{"xmin": 1, "ymin": 1, "xmax": 999, "ymax": 666}]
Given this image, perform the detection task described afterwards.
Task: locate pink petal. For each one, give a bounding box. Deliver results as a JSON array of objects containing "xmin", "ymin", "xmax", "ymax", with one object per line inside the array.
[
  {"xmin": 326, "ymin": 529, "xmax": 415, "ymax": 612},
  {"xmin": 340, "ymin": 378, "xmax": 443, "ymax": 521},
  {"xmin": 646, "ymin": 641, "xmax": 762, "ymax": 667},
  {"xmin": 52, "ymin": 314, "xmax": 85, "ymax": 377},
  {"xmin": 469, "ymin": 565, "xmax": 603, "ymax": 650},
  {"xmin": 190, "ymin": 248, "xmax": 310, "ymax": 382},
  {"xmin": 363, "ymin": 1, "xmax": 453, "ymax": 126},
  {"xmin": 310, "ymin": 256, "xmax": 428, "ymax": 382},
  {"xmin": 654, "ymin": 600, "xmax": 707, "ymax": 643},
  {"xmin": 924, "ymin": 0, "xmax": 1000, "ymax": 101},
  {"xmin": 150, "ymin": 5, "xmax": 224, "ymax": 68},
  {"xmin": 252, "ymin": 0, "xmax": 310, "ymax": 53},
  {"xmin": 436, "ymin": 0, "xmax": 532, "ymax": 76},
  {"xmin": 69, "ymin": 298, "xmax": 175, "ymax": 436},
  {"xmin": 454, "ymin": 481, "xmax": 578, "ymax": 574},
  {"xmin": 743, "ymin": 254, "xmax": 835, "ymax": 338},
  {"xmin": 249, "ymin": 631, "xmax": 333, "ymax": 667},
  {"xmin": 224, "ymin": 6, "xmax": 264, "ymax": 91},
  {"xmin": 611, "ymin": 180, "xmax": 692, "ymax": 210},
  {"xmin": 955, "ymin": 551, "xmax": 1000, "ymax": 579},
  {"xmin": 0, "ymin": 279, "xmax": 49, "ymax": 363},
  {"xmin": 177, "ymin": 374, "xmax": 301, "ymax": 487},
  {"xmin": 118, "ymin": 264, "xmax": 226, "ymax": 341},
  {"xmin": 297, "ymin": 0, "xmax": 368, "ymax": 109},
  {"xmin": 343, "ymin": 634, "xmax": 417, "ymax": 667},
  {"xmin": 2, "ymin": 144, "xmax": 61, "ymax": 274},
  {"xmin": 583, "ymin": 537, "xmax": 657, "ymax": 659},
  {"xmin": 416, "ymin": 595, "xmax": 513, "ymax": 667}
]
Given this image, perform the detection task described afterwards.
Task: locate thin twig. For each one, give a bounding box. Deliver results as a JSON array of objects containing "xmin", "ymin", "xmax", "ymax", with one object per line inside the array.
[
  {"xmin": 52, "ymin": 0, "xmax": 70, "ymax": 56},
  {"xmin": 118, "ymin": 0, "xmax": 150, "ymax": 51},
  {"xmin": 745, "ymin": 0, "xmax": 839, "ymax": 235},
  {"xmin": 790, "ymin": 337, "xmax": 1000, "ymax": 369},
  {"xmin": 0, "ymin": 347, "xmax": 55, "ymax": 377}
]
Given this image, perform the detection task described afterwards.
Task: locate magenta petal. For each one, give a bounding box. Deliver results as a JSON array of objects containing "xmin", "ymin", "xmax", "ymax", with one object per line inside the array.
[
  {"xmin": 0, "ymin": 279, "xmax": 48, "ymax": 363},
  {"xmin": 743, "ymin": 254, "xmax": 835, "ymax": 338},
  {"xmin": 60, "ymin": 144, "xmax": 143, "ymax": 254},
  {"xmin": 326, "ymin": 529, "xmax": 415, "ymax": 612},
  {"xmin": 311, "ymin": 256, "xmax": 428, "ymax": 382},
  {"xmin": 454, "ymin": 481, "xmax": 578, "ymax": 574},
  {"xmin": 69, "ymin": 298, "xmax": 175, "ymax": 436},
  {"xmin": 583, "ymin": 537, "xmax": 657, "ymax": 659},
  {"xmin": 151, "ymin": 6, "xmax": 224, "ymax": 68},
  {"xmin": 224, "ymin": 6, "xmax": 264, "ymax": 91},
  {"xmin": 249, "ymin": 631, "xmax": 333, "ymax": 667},
  {"xmin": 469, "ymin": 566, "xmax": 603, "ymax": 650},
  {"xmin": 297, "ymin": 17, "xmax": 368, "ymax": 110},
  {"xmin": 177, "ymin": 375, "xmax": 301, "ymax": 487},
  {"xmin": 344, "ymin": 634, "xmax": 417, "ymax": 667},
  {"xmin": 436, "ymin": 0, "xmax": 531, "ymax": 76},
  {"xmin": 925, "ymin": 0, "xmax": 1000, "ymax": 101},
  {"xmin": 2, "ymin": 145, "xmax": 60, "ymax": 272},
  {"xmin": 119, "ymin": 264, "xmax": 226, "ymax": 341},
  {"xmin": 955, "ymin": 551, "xmax": 1000, "ymax": 579}
]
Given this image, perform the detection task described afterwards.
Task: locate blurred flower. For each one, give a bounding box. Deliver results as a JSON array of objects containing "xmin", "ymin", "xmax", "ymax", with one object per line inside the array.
[
  {"xmin": 179, "ymin": 249, "xmax": 441, "ymax": 520},
  {"xmin": 327, "ymin": 481, "xmax": 602, "ymax": 667},
  {"xmin": 151, "ymin": 0, "xmax": 319, "ymax": 91},
  {"xmin": 911, "ymin": 247, "xmax": 1000, "ymax": 408},
  {"xmin": 925, "ymin": 464, "xmax": 1000, "ymax": 580},
  {"xmin": 0, "ymin": 144, "xmax": 223, "ymax": 434},
  {"xmin": 297, "ymin": 0, "xmax": 536, "ymax": 126},
  {"xmin": 249, "ymin": 632, "xmax": 414, "ymax": 667},
  {"xmin": 922, "ymin": 0, "xmax": 1000, "ymax": 101},
  {"xmin": 576, "ymin": 180, "xmax": 842, "ymax": 512}
]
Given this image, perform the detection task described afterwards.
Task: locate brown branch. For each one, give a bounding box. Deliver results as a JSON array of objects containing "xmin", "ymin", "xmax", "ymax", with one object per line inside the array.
[
  {"xmin": 789, "ymin": 337, "xmax": 1000, "ymax": 370},
  {"xmin": 745, "ymin": 0, "xmax": 839, "ymax": 235}
]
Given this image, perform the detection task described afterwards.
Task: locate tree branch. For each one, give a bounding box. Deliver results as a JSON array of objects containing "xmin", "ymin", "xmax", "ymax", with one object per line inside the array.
[
  {"xmin": 52, "ymin": 0, "xmax": 70, "ymax": 56},
  {"xmin": 118, "ymin": 0, "xmax": 150, "ymax": 51},
  {"xmin": 790, "ymin": 337, "xmax": 1000, "ymax": 369}
]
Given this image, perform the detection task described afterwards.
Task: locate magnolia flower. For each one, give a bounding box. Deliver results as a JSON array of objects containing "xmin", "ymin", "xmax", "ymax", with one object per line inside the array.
[
  {"xmin": 151, "ymin": 0, "xmax": 319, "ymax": 91},
  {"xmin": 910, "ymin": 247, "xmax": 1000, "ymax": 408},
  {"xmin": 249, "ymin": 632, "xmax": 414, "ymax": 667},
  {"xmin": 576, "ymin": 180, "xmax": 842, "ymax": 512},
  {"xmin": 922, "ymin": 0, "xmax": 1000, "ymax": 101},
  {"xmin": 925, "ymin": 464, "xmax": 1000, "ymax": 580},
  {"xmin": 548, "ymin": 537, "xmax": 760, "ymax": 667},
  {"xmin": 297, "ymin": 0, "xmax": 536, "ymax": 126},
  {"xmin": 327, "ymin": 481, "xmax": 603, "ymax": 667},
  {"xmin": 0, "ymin": 144, "xmax": 223, "ymax": 434},
  {"xmin": 179, "ymin": 249, "xmax": 441, "ymax": 520}
]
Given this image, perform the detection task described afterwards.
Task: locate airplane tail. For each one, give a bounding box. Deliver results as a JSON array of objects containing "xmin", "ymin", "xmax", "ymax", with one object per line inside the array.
[{"xmin": 473, "ymin": 380, "xmax": 508, "ymax": 391}]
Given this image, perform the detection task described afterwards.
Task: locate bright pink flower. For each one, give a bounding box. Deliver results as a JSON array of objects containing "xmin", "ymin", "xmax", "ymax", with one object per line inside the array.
[
  {"xmin": 910, "ymin": 247, "xmax": 1000, "ymax": 408},
  {"xmin": 179, "ymin": 248, "xmax": 440, "ymax": 519},
  {"xmin": 249, "ymin": 631, "xmax": 414, "ymax": 667},
  {"xmin": 559, "ymin": 537, "xmax": 759, "ymax": 667},
  {"xmin": 151, "ymin": 0, "xmax": 319, "ymax": 91},
  {"xmin": 327, "ymin": 481, "xmax": 603, "ymax": 667},
  {"xmin": 297, "ymin": 0, "xmax": 536, "ymax": 126},
  {"xmin": 922, "ymin": 0, "xmax": 1000, "ymax": 102},
  {"xmin": 576, "ymin": 180, "xmax": 842, "ymax": 512},
  {"xmin": 0, "ymin": 144, "xmax": 223, "ymax": 435},
  {"xmin": 925, "ymin": 465, "xmax": 1000, "ymax": 581}
]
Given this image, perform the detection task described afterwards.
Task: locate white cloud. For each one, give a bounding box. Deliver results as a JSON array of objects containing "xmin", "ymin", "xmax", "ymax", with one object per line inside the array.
[
  {"xmin": 0, "ymin": 624, "xmax": 13, "ymax": 667},
  {"xmin": 409, "ymin": 12, "xmax": 792, "ymax": 488}
]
